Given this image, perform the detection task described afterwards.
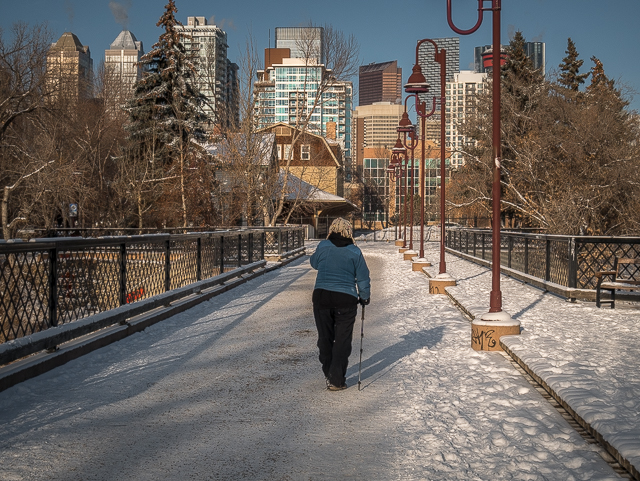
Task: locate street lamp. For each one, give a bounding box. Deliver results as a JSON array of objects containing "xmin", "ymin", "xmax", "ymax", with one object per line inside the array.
[
  {"xmin": 397, "ymin": 103, "xmax": 418, "ymax": 253},
  {"xmin": 447, "ymin": 0, "xmax": 519, "ymax": 349},
  {"xmin": 404, "ymin": 63, "xmax": 436, "ymax": 264},
  {"xmin": 391, "ymin": 136, "xmax": 408, "ymax": 251},
  {"xmin": 388, "ymin": 151, "xmax": 403, "ymax": 242},
  {"xmin": 410, "ymin": 38, "xmax": 457, "ymax": 293}
]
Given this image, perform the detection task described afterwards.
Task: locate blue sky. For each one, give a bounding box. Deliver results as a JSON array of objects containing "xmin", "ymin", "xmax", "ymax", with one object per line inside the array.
[{"xmin": 2, "ymin": 0, "xmax": 639, "ymax": 112}]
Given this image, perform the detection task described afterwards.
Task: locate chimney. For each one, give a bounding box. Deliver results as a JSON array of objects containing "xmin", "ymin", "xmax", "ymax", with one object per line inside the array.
[{"xmin": 326, "ymin": 121, "xmax": 337, "ymax": 141}]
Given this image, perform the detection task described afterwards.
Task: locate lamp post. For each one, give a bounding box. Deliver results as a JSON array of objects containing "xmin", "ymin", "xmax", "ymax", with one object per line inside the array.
[
  {"xmin": 388, "ymin": 151, "xmax": 403, "ymax": 244},
  {"xmin": 404, "ymin": 62, "xmax": 437, "ymax": 263},
  {"xmin": 397, "ymin": 106, "xmax": 418, "ymax": 252},
  {"xmin": 392, "ymin": 137, "xmax": 409, "ymax": 250},
  {"xmin": 409, "ymin": 38, "xmax": 457, "ymax": 293},
  {"xmin": 447, "ymin": 0, "xmax": 519, "ymax": 350},
  {"xmin": 391, "ymin": 137, "xmax": 409, "ymax": 253}
]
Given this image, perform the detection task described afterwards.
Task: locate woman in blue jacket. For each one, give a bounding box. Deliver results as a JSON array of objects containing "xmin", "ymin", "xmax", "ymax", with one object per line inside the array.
[{"xmin": 310, "ymin": 218, "xmax": 370, "ymax": 391}]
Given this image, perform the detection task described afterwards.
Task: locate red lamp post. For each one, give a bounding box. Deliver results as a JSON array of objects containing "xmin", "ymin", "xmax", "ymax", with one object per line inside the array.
[
  {"xmin": 447, "ymin": 0, "xmax": 519, "ymax": 348},
  {"xmin": 404, "ymin": 64, "xmax": 436, "ymax": 261},
  {"xmin": 392, "ymin": 137, "xmax": 408, "ymax": 249},
  {"xmin": 387, "ymin": 151, "xmax": 403, "ymax": 235},
  {"xmin": 397, "ymin": 104, "xmax": 418, "ymax": 252}
]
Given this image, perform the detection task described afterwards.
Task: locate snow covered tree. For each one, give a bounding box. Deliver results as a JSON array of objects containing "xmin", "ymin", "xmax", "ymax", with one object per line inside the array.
[
  {"xmin": 558, "ymin": 38, "xmax": 589, "ymax": 92},
  {"xmin": 123, "ymin": 0, "xmax": 209, "ymax": 227}
]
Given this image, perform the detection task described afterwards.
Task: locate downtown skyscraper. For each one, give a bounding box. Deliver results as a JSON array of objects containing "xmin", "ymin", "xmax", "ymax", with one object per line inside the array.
[{"xmin": 175, "ymin": 16, "xmax": 239, "ymax": 128}]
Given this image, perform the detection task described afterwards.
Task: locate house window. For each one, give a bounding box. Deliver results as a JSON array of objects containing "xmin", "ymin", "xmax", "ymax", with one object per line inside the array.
[
  {"xmin": 281, "ymin": 144, "xmax": 292, "ymax": 160},
  {"xmin": 301, "ymin": 144, "xmax": 310, "ymax": 160}
]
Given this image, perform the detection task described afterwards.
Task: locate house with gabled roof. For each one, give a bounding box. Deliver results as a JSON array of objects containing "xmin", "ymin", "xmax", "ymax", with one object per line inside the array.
[{"xmin": 258, "ymin": 122, "xmax": 345, "ymax": 198}]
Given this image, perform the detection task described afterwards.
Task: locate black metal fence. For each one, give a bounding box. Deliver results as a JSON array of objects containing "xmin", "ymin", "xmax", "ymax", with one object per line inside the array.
[
  {"xmin": 0, "ymin": 227, "xmax": 304, "ymax": 344},
  {"xmin": 445, "ymin": 228, "xmax": 640, "ymax": 291}
]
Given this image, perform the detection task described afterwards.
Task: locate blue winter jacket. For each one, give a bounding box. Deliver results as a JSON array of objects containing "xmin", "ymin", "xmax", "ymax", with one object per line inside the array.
[{"xmin": 310, "ymin": 240, "xmax": 370, "ymax": 301}]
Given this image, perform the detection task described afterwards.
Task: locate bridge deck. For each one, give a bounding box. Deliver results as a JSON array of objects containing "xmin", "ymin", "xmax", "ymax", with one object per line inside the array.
[{"xmin": 0, "ymin": 242, "xmax": 636, "ymax": 480}]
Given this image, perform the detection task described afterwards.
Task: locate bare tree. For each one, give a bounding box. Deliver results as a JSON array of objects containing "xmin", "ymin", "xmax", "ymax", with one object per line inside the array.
[
  {"xmin": 453, "ymin": 34, "xmax": 640, "ymax": 234},
  {"xmin": 206, "ymin": 35, "xmax": 278, "ymax": 227},
  {"xmin": 0, "ymin": 22, "xmax": 53, "ymax": 238}
]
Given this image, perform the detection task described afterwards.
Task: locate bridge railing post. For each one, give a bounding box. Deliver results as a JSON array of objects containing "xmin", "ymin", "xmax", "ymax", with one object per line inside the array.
[
  {"xmin": 119, "ymin": 242, "xmax": 127, "ymax": 306},
  {"xmin": 196, "ymin": 236, "xmax": 202, "ymax": 282},
  {"xmin": 48, "ymin": 245, "xmax": 58, "ymax": 327},
  {"xmin": 220, "ymin": 235, "xmax": 225, "ymax": 274},
  {"xmin": 164, "ymin": 239, "xmax": 171, "ymax": 292}
]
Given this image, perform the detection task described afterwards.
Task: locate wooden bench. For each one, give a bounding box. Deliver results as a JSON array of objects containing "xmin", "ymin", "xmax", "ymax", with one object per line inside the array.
[{"xmin": 595, "ymin": 257, "xmax": 640, "ymax": 308}]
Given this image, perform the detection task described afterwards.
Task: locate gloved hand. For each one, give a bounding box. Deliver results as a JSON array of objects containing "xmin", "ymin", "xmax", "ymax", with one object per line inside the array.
[{"xmin": 358, "ymin": 297, "xmax": 370, "ymax": 306}]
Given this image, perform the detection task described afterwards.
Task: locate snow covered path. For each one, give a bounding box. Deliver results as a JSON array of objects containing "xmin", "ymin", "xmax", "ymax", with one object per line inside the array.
[{"xmin": 0, "ymin": 242, "xmax": 628, "ymax": 480}]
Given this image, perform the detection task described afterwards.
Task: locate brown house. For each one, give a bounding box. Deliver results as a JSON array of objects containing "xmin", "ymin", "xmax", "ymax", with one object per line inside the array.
[{"xmin": 259, "ymin": 122, "xmax": 345, "ymax": 197}]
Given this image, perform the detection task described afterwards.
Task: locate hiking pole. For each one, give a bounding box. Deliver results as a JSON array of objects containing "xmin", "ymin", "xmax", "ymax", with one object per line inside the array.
[{"xmin": 358, "ymin": 305, "xmax": 365, "ymax": 391}]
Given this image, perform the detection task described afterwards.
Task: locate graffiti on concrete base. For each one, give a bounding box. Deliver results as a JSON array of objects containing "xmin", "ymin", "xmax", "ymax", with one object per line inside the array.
[{"xmin": 472, "ymin": 327, "xmax": 497, "ymax": 350}]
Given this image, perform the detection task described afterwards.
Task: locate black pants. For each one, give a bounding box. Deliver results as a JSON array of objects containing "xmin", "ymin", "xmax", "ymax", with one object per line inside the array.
[{"xmin": 313, "ymin": 305, "xmax": 358, "ymax": 386}]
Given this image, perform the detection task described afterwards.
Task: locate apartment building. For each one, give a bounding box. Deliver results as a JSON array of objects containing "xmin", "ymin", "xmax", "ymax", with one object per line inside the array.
[
  {"xmin": 175, "ymin": 16, "xmax": 239, "ymax": 128},
  {"xmin": 47, "ymin": 32, "xmax": 93, "ymax": 101}
]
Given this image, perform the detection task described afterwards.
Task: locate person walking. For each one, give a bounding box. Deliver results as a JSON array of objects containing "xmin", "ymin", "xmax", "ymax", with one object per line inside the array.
[{"xmin": 310, "ymin": 218, "xmax": 370, "ymax": 391}]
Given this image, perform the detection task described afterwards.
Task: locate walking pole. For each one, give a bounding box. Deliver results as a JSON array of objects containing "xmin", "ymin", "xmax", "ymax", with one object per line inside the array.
[{"xmin": 358, "ymin": 305, "xmax": 365, "ymax": 391}]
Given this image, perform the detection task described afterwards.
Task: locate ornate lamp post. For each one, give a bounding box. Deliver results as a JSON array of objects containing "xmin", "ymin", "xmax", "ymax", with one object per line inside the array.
[
  {"xmin": 404, "ymin": 62, "xmax": 436, "ymax": 266},
  {"xmin": 388, "ymin": 151, "xmax": 403, "ymax": 246},
  {"xmin": 397, "ymin": 107, "xmax": 417, "ymax": 253},
  {"xmin": 391, "ymin": 137, "xmax": 409, "ymax": 252},
  {"xmin": 409, "ymin": 38, "xmax": 457, "ymax": 293},
  {"xmin": 447, "ymin": 0, "xmax": 519, "ymax": 349}
]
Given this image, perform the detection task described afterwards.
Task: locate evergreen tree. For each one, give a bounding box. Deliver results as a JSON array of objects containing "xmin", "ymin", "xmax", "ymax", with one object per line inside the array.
[
  {"xmin": 123, "ymin": 0, "xmax": 210, "ymax": 227},
  {"xmin": 124, "ymin": 0, "xmax": 207, "ymax": 162},
  {"xmin": 502, "ymin": 31, "xmax": 544, "ymax": 104},
  {"xmin": 586, "ymin": 56, "xmax": 616, "ymax": 93},
  {"xmin": 558, "ymin": 38, "xmax": 588, "ymax": 91}
]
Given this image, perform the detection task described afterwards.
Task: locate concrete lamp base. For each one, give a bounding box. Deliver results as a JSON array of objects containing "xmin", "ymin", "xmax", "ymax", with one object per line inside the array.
[
  {"xmin": 395, "ymin": 240, "xmax": 404, "ymax": 247},
  {"xmin": 471, "ymin": 311, "xmax": 521, "ymax": 351},
  {"xmin": 399, "ymin": 247, "xmax": 409, "ymax": 254},
  {"xmin": 429, "ymin": 274, "xmax": 457, "ymax": 294},
  {"xmin": 403, "ymin": 250, "xmax": 416, "ymax": 261},
  {"xmin": 411, "ymin": 258, "xmax": 431, "ymax": 271}
]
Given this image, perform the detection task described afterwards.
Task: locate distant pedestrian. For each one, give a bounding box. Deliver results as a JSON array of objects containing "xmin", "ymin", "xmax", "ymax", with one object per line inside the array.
[{"xmin": 310, "ymin": 218, "xmax": 370, "ymax": 391}]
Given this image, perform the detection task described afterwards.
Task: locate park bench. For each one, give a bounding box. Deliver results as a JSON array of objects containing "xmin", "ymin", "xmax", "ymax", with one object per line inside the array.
[{"xmin": 595, "ymin": 257, "xmax": 640, "ymax": 308}]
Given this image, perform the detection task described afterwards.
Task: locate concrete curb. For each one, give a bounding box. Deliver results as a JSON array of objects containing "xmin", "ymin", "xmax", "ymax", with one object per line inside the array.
[{"xmin": 0, "ymin": 249, "xmax": 306, "ymax": 393}]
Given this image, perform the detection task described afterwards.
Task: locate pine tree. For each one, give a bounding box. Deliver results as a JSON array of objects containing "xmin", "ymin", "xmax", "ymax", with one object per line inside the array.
[
  {"xmin": 124, "ymin": 0, "xmax": 207, "ymax": 162},
  {"xmin": 586, "ymin": 56, "xmax": 616, "ymax": 93},
  {"xmin": 123, "ymin": 0, "xmax": 210, "ymax": 227},
  {"xmin": 502, "ymin": 31, "xmax": 544, "ymax": 101},
  {"xmin": 558, "ymin": 38, "xmax": 588, "ymax": 91}
]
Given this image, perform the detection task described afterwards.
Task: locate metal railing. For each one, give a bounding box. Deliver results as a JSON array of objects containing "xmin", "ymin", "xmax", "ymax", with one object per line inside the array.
[
  {"xmin": 357, "ymin": 225, "xmax": 439, "ymax": 243},
  {"xmin": 445, "ymin": 228, "xmax": 640, "ymax": 294},
  {"xmin": 0, "ymin": 227, "xmax": 304, "ymax": 344}
]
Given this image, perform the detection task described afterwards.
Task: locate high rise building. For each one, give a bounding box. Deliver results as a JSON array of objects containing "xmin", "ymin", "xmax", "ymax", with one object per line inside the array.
[
  {"xmin": 353, "ymin": 102, "xmax": 403, "ymax": 173},
  {"xmin": 445, "ymin": 70, "xmax": 487, "ymax": 168},
  {"xmin": 275, "ymin": 27, "xmax": 324, "ymax": 64},
  {"xmin": 104, "ymin": 30, "xmax": 143, "ymax": 114},
  {"xmin": 417, "ymin": 37, "xmax": 460, "ymax": 118},
  {"xmin": 254, "ymin": 49, "xmax": 353, "ymax": 166},
  {"xmin": 474, "ymin": 42, "xmax": 545, "ymax": 74},
  {"xmin": 353, "ymin": 101, "xmax": 403, "ymax": 225},
  {"xmin": 358, "ymin": 61, "xmax": 402, "ymax": 106},
  {"xmin": 47, "ymin": 32, "xmax": 93, "ymax": 101},
  {"xmin": 175, "ymin": 16, "xmax": 239, "ymax": 128}
]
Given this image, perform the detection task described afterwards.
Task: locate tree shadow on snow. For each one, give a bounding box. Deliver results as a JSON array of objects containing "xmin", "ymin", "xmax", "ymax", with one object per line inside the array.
[{"xmin": 347, "ymin": 325, "xmax": 445, "ymax": 390}]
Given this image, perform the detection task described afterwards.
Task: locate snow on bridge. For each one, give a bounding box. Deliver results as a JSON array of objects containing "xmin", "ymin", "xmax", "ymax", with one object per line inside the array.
[{"xmin": 0, "ymin": 240, "xmax": 637, "ymax": 480}]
